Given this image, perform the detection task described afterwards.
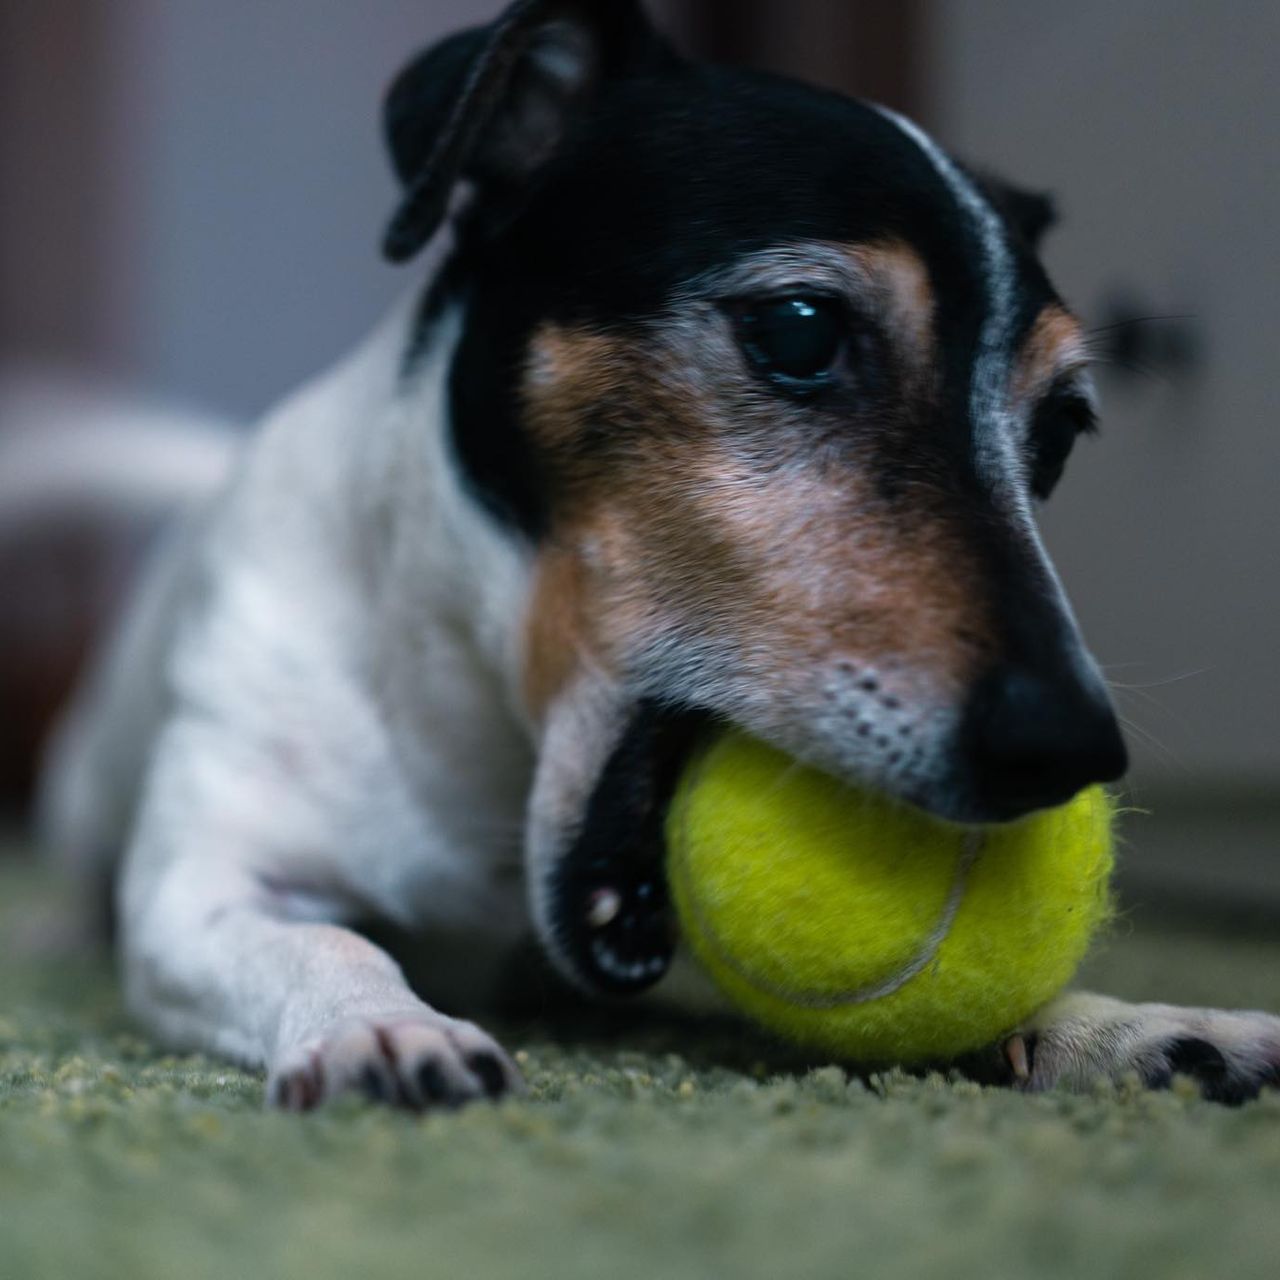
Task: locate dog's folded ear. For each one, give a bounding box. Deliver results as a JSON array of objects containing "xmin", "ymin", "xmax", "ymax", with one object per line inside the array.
[
  {"xmin": 382, "ymin": 0, "xmax": 677, "ymax": 263},
  {"xmin": 980, "ymin": 175, "xmax": 1059, "ymax": 250}
]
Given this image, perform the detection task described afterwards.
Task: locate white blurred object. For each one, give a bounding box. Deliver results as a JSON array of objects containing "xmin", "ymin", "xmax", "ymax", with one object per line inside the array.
[
  {"xmin": 0, "ymin": 364, "xmax": 241, "ymax": 808},
  {"xmin": 0, "ymin": 366, "xmax": 240, "ymax": 526}
]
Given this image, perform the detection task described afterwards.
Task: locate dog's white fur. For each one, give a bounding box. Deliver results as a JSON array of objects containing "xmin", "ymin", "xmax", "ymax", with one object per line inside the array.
[
  {"xmin": 39, "ymin": 293, "xmax": 542, "ymax": 1101},
  {"xmin": 25, "ymin": 261, "xmax": 1277, "ymax": 1108}
]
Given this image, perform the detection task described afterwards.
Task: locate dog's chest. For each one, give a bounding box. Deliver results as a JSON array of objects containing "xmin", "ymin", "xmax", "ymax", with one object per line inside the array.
[{"xmin": 353, "ymin": 600, "xmax": 536, "ymax": 938}]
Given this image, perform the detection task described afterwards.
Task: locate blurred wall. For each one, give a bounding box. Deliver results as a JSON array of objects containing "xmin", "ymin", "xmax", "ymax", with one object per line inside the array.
[
  {"xmin": 2, "ymin": 0, "xmax": 493, "ymax": 420},
  {"xmin": 0, "ymin": 1, "xmax": 114, "ymax": 367},
  {"xmin": 654, "ymin": 0, "xmax": 927, "ymax": 115}
]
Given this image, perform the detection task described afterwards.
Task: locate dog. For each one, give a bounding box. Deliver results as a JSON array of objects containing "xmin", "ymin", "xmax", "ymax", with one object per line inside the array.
[{"xmin": 35, "ymin": 0, "xmax": 1280, "ymax": 1109}]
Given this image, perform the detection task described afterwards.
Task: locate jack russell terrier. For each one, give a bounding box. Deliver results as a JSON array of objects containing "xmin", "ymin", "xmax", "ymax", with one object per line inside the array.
[{"xmin": 35, "ymin": 0, "xmax": 1280, "ymax": 1109}]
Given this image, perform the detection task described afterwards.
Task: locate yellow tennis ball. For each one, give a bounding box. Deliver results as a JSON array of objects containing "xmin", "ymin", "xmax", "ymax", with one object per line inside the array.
[{"xmin": 666, "ymin": 730, "xmax": 1115, "ymax": 1064}]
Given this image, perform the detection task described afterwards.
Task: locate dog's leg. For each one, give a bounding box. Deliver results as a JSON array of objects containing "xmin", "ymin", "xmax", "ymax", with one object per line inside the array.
[
  {"xmin": 999, "ymin": 992, "xmax": 1280, "ymax": 1104},
  {"xmin": 118, "ymin": 720, "xmax": 523, "ymax": 1112}
]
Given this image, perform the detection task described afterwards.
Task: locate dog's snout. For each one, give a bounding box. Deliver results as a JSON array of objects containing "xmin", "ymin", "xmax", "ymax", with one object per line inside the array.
[{"xmin": 958, "ymin": 664, "xmax": 1128, "ymax": 819}]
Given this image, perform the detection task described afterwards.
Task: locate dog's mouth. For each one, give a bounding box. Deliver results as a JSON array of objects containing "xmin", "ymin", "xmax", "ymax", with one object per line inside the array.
[{"xmin": 546, "ymin": 704, "xmax": 709, "ymax": 996}]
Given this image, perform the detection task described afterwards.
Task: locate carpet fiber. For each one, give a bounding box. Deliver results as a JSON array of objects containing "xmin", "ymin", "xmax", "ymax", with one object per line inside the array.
[{"xmin": 2, "ymin": 856, "xmax": 1278, "ymax": 1280}]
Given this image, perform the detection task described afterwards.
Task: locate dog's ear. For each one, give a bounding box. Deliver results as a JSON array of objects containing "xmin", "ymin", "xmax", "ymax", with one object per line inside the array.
[
  {"xmin": 1001, "ymin": 185, "xmax": 1058, "ymax": 249},
  {"xmin": 382, "ymin": 0, "xmax": 675, "ymax": 263},
  {"xmin": 981, "ymin": 176, "xmax": 1058, "ymax": 251}
]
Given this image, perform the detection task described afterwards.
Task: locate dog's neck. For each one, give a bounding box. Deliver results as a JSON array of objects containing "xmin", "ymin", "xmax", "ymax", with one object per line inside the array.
[
  {"xmin": 288, "ymin": 278, "xmax": 539, "ymax": 840},
  {"xmin": 359, "ymin": 297, "xmax": 533, "ymax": 674}
]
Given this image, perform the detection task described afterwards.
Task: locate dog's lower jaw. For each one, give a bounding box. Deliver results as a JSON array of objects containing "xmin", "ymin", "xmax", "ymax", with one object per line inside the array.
[{"xmin": 525, "ymin": 675, "xmax": 701, "ymax": 997}]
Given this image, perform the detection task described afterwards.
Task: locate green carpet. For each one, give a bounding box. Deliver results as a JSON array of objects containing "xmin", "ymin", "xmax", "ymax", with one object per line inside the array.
[{"xmin": 2, "ymin": 856, "xmax": 1278, "ymax": 1280}]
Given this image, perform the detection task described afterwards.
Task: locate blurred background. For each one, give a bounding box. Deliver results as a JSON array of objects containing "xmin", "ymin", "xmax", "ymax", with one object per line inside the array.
[{"xmin": 1, "ymin": 1, "xmax": 1277, "ymax": 919}]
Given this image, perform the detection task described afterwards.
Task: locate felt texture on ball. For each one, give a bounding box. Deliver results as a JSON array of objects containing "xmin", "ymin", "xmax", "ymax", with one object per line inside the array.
[{"xmin": 666, "ymin": 731, "xmax": 1115, "ymax": 1064}]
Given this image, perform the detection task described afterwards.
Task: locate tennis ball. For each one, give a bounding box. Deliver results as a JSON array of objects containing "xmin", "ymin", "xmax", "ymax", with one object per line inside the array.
[{"xmin": 666, "ymin": 730, "xmax": 1114, "ymax": 1064}]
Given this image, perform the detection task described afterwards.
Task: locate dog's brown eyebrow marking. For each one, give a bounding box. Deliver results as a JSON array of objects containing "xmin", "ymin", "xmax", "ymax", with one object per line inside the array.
[
  {"xmin": 841, "ymin": 239, "xmax": 936, "ymax": 372},
  {"xmin": 1012, "ymin": 303, "xmax": 1090, "ymax": 405}
]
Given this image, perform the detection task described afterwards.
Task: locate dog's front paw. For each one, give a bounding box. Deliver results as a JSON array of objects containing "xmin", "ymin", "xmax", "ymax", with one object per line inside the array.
[
  {"xmin": 1002, "ymin": 992, "xmax": 1280, "ymax": 1105},
  {"xmin": 268, "ymin": 1014, "xmax": 524, "ymax": 1112}
]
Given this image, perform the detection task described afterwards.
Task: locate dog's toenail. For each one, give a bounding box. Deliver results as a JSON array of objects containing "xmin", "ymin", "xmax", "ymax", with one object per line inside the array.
[
  {"xmin": 360, "ymin": 1065, "xmax": 390, "ymax": 1102},
  {"xmin": 1005, "ymin": 1033, "xmax": 1035, "ymax": 1083},
  {"xmin": 467, "ymin": 1052, "xmax": 508, "ymax": 1098},
  {"xmin": 418, "ymin": 1061, "xmax": 449, "ymax": 1103},
  {"xmin": 293, "ymin": 1067, "xmax": 321, "ymax": 1111}
]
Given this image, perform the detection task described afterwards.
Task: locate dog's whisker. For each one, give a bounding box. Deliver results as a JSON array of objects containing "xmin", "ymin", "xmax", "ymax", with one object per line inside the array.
[
  {"xmin": 1105, "ymin": 666, "xmax": 1212, "ymax": 692},
  {"xmin": 1085, "ymin": 353, "xmax": 1177, "ymax": 390},
  {"xmin": 1084, "ymin": 313, "xmax": 1197, "ymax": 338},
  {"xmin": 1114, "ymin": 712, "xmax": 1185, "ymax": 771},
  {"xmin": 1108, "ymin": 682, "xmax": 1199, "ymax": 741},
  {"xmin": 1110, "ymin": 685, "xmax": 1177, "ymax": 722}
]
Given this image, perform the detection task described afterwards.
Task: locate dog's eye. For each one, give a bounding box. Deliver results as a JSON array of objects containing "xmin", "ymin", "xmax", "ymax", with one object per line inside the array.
[
  {"xmin": 733, "ymin": 296, "xmax": 846, "ymax": 387},
  {"xmin": 1030, "ymin": 392, "xmax": 1097, "ymax": 499}
]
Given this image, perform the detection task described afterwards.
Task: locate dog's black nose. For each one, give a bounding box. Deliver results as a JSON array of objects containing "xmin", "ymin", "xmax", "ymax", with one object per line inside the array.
[{"xmin": 958, "ymin": 665, "xmax": 1128, "ymax": 819}]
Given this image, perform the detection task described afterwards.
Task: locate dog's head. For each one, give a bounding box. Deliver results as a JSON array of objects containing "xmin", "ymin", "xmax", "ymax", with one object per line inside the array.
[{"xmin": 384, "ymin": 0, "xmax": 1127, "ymax": 993}]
